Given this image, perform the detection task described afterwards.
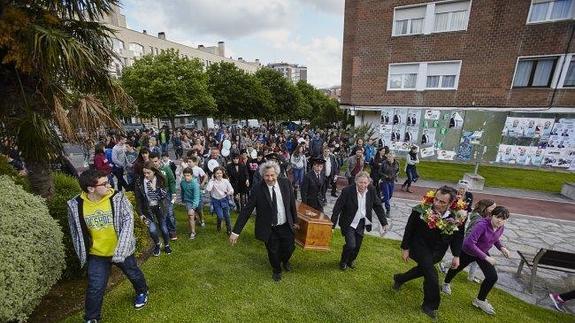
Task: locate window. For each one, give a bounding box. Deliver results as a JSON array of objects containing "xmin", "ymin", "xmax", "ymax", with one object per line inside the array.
[
  {"xmin": 563, "ymin": 57, "xmax": 575, "ymax": 87},
  {"xmin": 426, "ymin": 62, "xmax": 460, "ymax": 89},
  {"xmin": 393, "ymin": 5, "xmax": 426, "ymax": 36},
  {"xmin": 388, "ymin": 64, "xmax": 418, "ymax": 89},
  {"xmin": 128, "ymin": 43, "xmax": 144, "ymax": 57},
  {"xmin": 433, "ymin": 1, "xmax": 470, "ymax": 32},
  {"xmin": 528, "ymin": 0, "xmax": 574, "ymax": 23},
  {"xmin": 111, "ymin": 38, "xmax": 124, "ymax": 53},
  {"xmin": 513, "ymin": 57, "xmax": 558, "ymax": 87}
]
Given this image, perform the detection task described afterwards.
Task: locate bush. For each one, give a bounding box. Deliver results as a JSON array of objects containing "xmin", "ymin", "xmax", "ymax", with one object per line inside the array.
[
  {"xmin": 0, "ymin": 155, "xmax": 30, "ymax": 191},
  {"xmin": 124, "ymin": 191, "xmax": 153, "ymax": 257},
  {"xmin": 0, "ymin": 175, "xmax": 65, "ymax": 322},
  {"xmin": 47, "ymin": 172, "xmax": 84, "ymax": 279}
]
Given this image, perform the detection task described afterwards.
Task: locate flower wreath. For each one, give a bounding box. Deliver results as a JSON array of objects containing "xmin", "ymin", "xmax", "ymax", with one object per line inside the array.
[{"xmin": 413, "ymin": 190, "xmax": 468, "ymax": 235}]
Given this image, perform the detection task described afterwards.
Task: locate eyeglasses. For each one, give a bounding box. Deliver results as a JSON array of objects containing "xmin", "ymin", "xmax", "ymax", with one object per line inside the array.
[{"xmin": 93, "ymin": 181, "xmax": 110, "ymax": 187}]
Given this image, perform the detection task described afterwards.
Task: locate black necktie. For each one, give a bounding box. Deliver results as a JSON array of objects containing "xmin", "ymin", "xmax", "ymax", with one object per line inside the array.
[{"xmin": 271, "ymin": 186, "xmax": 278, "ymax": 226}]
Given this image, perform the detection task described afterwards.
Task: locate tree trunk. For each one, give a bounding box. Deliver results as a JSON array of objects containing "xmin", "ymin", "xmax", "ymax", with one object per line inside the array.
[
  {"xmin": 170, "ymin": 116, "xmax": 176, "ymax": 130},
  {"xmin": 26, "ymin": 160, "xmax": 55, "ymax": 199}
]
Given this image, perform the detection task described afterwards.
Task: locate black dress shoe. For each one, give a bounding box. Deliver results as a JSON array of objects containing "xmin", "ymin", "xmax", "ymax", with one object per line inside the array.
[
  {"xmin": 348, "ymin": 261, "xmax": 356, "ymax": 269},
  {"xmin": 392, "ymin": 274, "xmax": 402, "ymax": 291},
  {"xmin": 272, "ymin": 272, "xmax": 282, "ymax": 282},
  {"xmin": 282, "ymin": 262, "xmax": 292, "ymax": 272},
  {"xmin": 339, "ymin": 263, "xmax": 348, "ymax": 271},
  {"xmin": 421, "ymin": 306, "xmax": 437, "ymax": 320}
]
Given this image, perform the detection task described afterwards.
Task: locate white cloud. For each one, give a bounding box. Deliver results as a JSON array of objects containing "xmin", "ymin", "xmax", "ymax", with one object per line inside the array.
[{"xmin": 296, "ymin": 0, "xmax": 345, "ymax": 16}]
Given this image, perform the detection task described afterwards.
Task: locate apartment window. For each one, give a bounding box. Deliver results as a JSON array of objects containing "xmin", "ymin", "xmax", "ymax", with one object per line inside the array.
[
  {"xmin": 388, "ymin": 64, "xmax": 418, "ymax": 89},
  {"xmin": 111, "ymin": 38, "xmax": 124, "ymax": 53},
  {"xmin": 563, "ymin": 57, "xmax": 575, "ymax": 87},
  {"xmin": 128, "ymin": 43, "xmax": 144, "ymax": 57},
  {"xmin": 426, "ymin": 62, "xmax": 460, "ymax": 89},
  {"xmin": 528, "ymin": 0, "xmax": 574, "ymax": 23},
  {"xmin": 513, "ymin": 57, "xmax": 558, "ymax": 87},
  {"xmin": 433, "ymin": 1, "xmax": 471, "ymax": 32},
  {"xmin": 393, "ymin": 6, "xmax": 425, "ymax": 36}
]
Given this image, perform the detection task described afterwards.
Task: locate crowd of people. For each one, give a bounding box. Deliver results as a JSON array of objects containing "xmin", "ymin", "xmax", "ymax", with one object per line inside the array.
[{"xmin": 2, "ymin": 123, "xmax": 571, "ymax": 321}]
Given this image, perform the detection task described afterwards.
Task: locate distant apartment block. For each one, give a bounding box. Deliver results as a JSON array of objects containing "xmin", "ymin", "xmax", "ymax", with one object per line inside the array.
[
  {"xmin": 268, "ymin": 63, "xmax": 308, "ymax": 83},
  {"xmin": 99, "ymin": 5, "xmax": 261, "ymax": 78}
]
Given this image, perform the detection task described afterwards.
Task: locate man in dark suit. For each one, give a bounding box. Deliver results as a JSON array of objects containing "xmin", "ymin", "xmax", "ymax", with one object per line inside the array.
[
  {"xmin": 301, "ymin": 157, "xmax": 326, "ymax": 211},
  {"xmin": 321, "ymin": 146, "xmax": 340, "ymax": 198},
  {"xmin": 392, "ymin": 185, "xmax": 464, "ymax": 320},
  {"xmin": 230, "ymin": 161, "xmax": 298, "ymax": 282},
  {"xmin": 226, "ymin": 153, "xmax": 250, "ymax": 211},
  {"xmin": 331, "ymin": 171, "xmax": 388, "ymax": 271}
]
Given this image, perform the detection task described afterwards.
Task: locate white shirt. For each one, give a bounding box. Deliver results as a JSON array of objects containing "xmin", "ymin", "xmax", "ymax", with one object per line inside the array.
[
  {"xmin": 268, "ymin": 183, "xmax": 286, "ymax": 225},
  {"xmin": 324, "ymin": 155, "xmax": 332, "ymax": 177},
  {"xmin": 350, "ymin": 190, "xmax": 371, "ymax": 229},
  {"xmin": 143, "ymin": 176, "xmax": 158, "ymax": 206}
]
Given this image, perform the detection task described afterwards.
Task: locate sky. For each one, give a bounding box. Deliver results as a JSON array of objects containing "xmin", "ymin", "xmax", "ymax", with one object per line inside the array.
[{"xmin": 121, "ymin": 0, "xmax": 345, "ymax": 89}]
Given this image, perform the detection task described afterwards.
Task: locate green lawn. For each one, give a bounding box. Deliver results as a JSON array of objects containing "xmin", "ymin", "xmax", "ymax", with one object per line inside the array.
[
  {"xmin": 413, "ymin": 161, "xmax": 575, "ymax": 193},
  {"xmin": 62, "ymin": 207, "xmax": 571, "ymax": 322}
]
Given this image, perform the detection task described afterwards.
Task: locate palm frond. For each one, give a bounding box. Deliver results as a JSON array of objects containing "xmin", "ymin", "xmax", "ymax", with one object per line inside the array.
[{"xmin": 37, "ymin": 0, "xmax": 121, "ymax": 21}]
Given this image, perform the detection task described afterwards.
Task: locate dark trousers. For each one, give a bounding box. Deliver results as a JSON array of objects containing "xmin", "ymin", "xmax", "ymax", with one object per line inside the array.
[
  {"xmin": 265, "ymin": 223, "xmax": 295, "ymax": 274},
  {"xmin": 560, "ymin": 290, "xmax": 575, "ymax": 301},
  {"xmin": 444, "ymin": 251, "xmax": 498, "ymax": 301},
  {"xmin": 85, "ymin": 255, "xmax": 147, "ymax": 321},
  {"xmin": 340, "ymin": 219, "xmax": 365, "ymax": 266},
  {"xmin": 395, "ymin": 247, "xmax": 446, "ymax": 310},
  {"xmin": 323, "ymin": 174, "xmax": 337, "ymax": 197},
  {"xmin": 112, "ymin": 167, "xmax": 129, "ymax": 191},
  {"xmin": 380, "ymin": 181, "xmax": 394, "ymax": 212},
  {"xmin": 146, "ymin": 205, "xmax": 170, "ymax": 245}
]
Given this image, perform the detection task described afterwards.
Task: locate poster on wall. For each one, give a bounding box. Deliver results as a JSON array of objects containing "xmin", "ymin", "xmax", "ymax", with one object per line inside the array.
[
  {"xmin": 424, "ymin": 109, "xmax": 441, "ymax": 120},
  {"xmin": 548, "ymin": 119, "xmax": 575, "ymax": 148},
  {"xmin": 502, "ymin": 117, "xmax": 555, "ymax": 138},
  {"xmin": 448, "ymin": 112, "xmax": 464, "ymax": 129},
  {"xmin": 392, "ymin": 109, "xmax": 408, "ymax": 125},
  {"xmin": 381, "ymin": 108, "xmax": 394, "ymax": 125},
  {"xmin": 543, "ymin": 149, "xmax": 573, "ymax": 168},
  {"xmin": 391, "ymin": 141, "xmax": 411, "ymax": 152},
  {"xmin": 390, "ymin": 125, "xmax": 405, "ymax": 143},
  {"xmin": 406, "ymin": 109, "xmax": 422, "ymax": 127},
  {"xmin": 404, "ymin": 126, "xmax": 420, "ymax": 144},
  {"xmin": 436, "ymin": 150, "xmax": 456, "ymax": 160},
  {"xmin": 495, "ymin": 144, "xmax": 515, "ymax": 164},
  {"xmin": 379, "ymin": 124, "xmax": 393, "ymax": 147},
  {"xmin": 420, "ymin": 128, "xmax": 436, "ymax": 146},
  {"xmin": 420, "ymin": 147, "xmax": 435, "ymax": 158}
]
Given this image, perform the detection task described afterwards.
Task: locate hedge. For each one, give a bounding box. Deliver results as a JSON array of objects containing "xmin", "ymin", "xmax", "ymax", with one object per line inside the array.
[
  {"xmin": 0, "ymin": 176, "xmax": 65, "ymax": 322},
  {"xmin": 0, "ymin": 155, "xmax": 30, "ymax": 191}
]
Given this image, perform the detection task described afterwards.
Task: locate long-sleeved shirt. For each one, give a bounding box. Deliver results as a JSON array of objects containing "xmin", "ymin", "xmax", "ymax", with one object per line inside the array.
[
  {"xmin": 206, "ymin": 178, "xmax": 234, "ymax": 199},
  {"xmin": 181, "ymin": 178, "xmax": 201, "ymax": 209},
  {"xmin": 111, "ymin": 144, "xmax": 126, "ymax": 168},
  {"xmin": 463, "ymin": 217, "xmax": 504, "ymax": 260}
]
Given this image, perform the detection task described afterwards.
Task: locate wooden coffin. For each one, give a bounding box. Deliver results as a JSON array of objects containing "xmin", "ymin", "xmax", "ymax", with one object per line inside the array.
[{"xmin": 295, "ymin": 202, "xmax": 333, "ymax": 251}]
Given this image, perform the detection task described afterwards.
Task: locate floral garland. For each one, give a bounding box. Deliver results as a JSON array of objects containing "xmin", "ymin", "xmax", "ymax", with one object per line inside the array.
[{"xmin": 413, "ymin": 190, "xmax": 468, "ymax": 235}]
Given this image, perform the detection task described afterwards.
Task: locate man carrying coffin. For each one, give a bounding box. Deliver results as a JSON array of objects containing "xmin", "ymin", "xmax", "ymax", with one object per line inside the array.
[
  {"xmin": 331, "ymin": 171, "xmax": 388, "ymax": 271},
  {"xmin": 229, "ymin": 161, "xmax": 298, "ymax": 282}
]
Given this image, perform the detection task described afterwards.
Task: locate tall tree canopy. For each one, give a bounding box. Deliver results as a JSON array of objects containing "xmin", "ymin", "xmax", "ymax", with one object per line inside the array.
[{"xmin": 255, "ymin": 68, "xmax": 302, "ymax": 122}]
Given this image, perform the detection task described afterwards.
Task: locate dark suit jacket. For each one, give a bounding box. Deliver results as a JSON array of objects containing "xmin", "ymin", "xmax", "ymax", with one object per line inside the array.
[
  {"xmin": 331, "ymin": 184, "xmax": 388, "ymax": 235},
  {"xmin": 226, "ymin": 163, "xmax": 249, "ymax": 194},
  {"xmin": 301, "ymin": 171, "xmax": 325, "ymax": 211},
  {"xmin": 401, "ymin": 209, "xmax": 465, "ymax": 259},
  {"xmin": 232, "ymin": 177, "xmax": 297, "ymax": 242}
]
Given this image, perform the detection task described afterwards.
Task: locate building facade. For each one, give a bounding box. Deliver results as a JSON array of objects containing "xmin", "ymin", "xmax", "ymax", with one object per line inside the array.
[
  {"xmin": 100, "ymin": 6, "xmax": 261, "ymax": 78},
  {"xmin": 341, "ymin": 0, "xmax": 575, "ymax": 168},
  {"xmin": 268, "ymin": 63, "xmax": 308, "ymax": 83}
]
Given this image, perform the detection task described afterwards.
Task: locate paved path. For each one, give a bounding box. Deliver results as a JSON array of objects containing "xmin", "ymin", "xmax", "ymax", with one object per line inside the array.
[{"xmin": 322, "ymin": 194, "xmax": 575, "ymax": 314}]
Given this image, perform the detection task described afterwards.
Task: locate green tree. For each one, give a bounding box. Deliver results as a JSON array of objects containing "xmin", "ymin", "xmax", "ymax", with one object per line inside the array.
[
  {"xmin": 255, "ymin": 67, "xmax": 302, "ymax": 122},
  {"xmin": 0, "ymin": 0, "xmax": 133, "ymax": 198},
  {"xmin": 121, "ymin": 48, "xmax": 216, "ymax": 128}
]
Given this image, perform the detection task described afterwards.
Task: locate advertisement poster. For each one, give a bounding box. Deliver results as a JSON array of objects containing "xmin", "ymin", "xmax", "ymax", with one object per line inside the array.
[
  {"xmin": 495, "ymin": 145, "xmax": 515, "ymax": 164},
  {"xmin": 406, "ymin": 109, "xmax": 422, "ymax": 127},
  {"xmin": 420, "ymin": 147, "xmax": 435, "ymax": 158},
  {"xmin": 379, "ymin": 124, "xmax": 393, "ymax": 147},
  {"xmin": 381, "ymin": 108, "xmax": 393, "ymax": 125},
  {"xmin": 391, "ymin": 141, "xmax": 411, "ymax": 152},
  {"xmin": 548, "ymin": 119, "xmax": 575, "ymax": 149},
  {"xmin": 496, "ymin": 145, "xmax": 547, "ymax": 167},
  {"xmin": 436, "ymin": 150, "xmax": 456, "ymax": 160},
  {"xmin": 502, "ymin": 117, "xmax": 555, "ymax": 139},
  {"xmin": 424, "ymin": 109, "xmax": 441, "ymax": 120},
  {"xmin": 543, "ymin": 149, "xmax": 574, "ymax": 168},
  {"xmin": 404, "ymin": 126, "xmax": 420, "ymax": 144},
  {"xmin": 448, "ymin": 112, "xmax": 464, "ymax": 129},
  {"xmin": 391, "ymin": 125, "xmax": 405, "ymax": 142},
  {"xmin": 420, "ymin": 128, "xmax": 436, "ymax": 146},
  {"xmin": 392, "ymin": 109, "xmax": 408, "ymax": 126}
]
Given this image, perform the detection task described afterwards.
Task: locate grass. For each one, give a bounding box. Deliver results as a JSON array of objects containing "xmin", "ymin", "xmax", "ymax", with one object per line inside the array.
[
  {"xmin": 413, "ymin": 161, "xmax": 575, "ymax": 193},
  {"xmin": 62, "ymin": 207, "xmax": 571, "ymax": 323}
]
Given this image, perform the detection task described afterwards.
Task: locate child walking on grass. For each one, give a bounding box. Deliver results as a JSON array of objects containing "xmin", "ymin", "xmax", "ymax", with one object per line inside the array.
[{"xmin": 181, "ymin": 167, "xmax": 201, "ymax": 240}]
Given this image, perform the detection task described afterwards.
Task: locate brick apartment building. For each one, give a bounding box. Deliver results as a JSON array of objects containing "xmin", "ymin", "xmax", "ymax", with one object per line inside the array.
[{"xmin": 340, "ymin": 0, "xmax": 575, "ymax": 167}]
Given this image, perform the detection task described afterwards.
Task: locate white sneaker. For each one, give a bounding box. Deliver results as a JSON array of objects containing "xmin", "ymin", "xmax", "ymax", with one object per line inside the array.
[
  {"xmin": 201, "ymin": 221, "xmax": 206, "ymax": 227},
  {"xmin": 473, "ymin": 298, "xmax": 496, "ymax": 315},
  {"xmin": 439, "ymin": 262, "xmax": 448, "ymax": 274},
  {"xmin": 189, "ymin": 232, "xmax": 196, "ymax": 240},
  {"xmin": 441, "ymin": 283, "xmax": 452, "ymax": 295}
]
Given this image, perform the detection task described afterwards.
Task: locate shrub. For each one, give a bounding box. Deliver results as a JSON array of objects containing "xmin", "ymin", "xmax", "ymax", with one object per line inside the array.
[
  {"xmin": 0, "ymin": 175, "xmax": 65, "ymax": 322},
  {"xmin": 124, "ymin": 191, "xmax": 153, "ymax": 257},
  {"xmin": 47, "ymin": 172, "xmax": 84, "ymax": 279},
  {"xmin": 0, "ymin": 155, "xmax": 30, "ymax": 191}
]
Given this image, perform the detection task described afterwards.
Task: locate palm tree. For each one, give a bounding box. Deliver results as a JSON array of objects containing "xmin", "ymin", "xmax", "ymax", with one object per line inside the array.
[{"xmin": 0, "ymin": 0, "xmax": 133, "ymax": 198}]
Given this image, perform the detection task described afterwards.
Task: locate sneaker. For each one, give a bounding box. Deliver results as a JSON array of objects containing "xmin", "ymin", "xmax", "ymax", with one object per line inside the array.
[
  {"xmin": 189, "ymin": 232, "xmax": 196, "ymax": 240},
  {"xmin": 439, "ymin": 262, "xmax": 448, "ymax": 274},
  {"xmin": 85, "ymin": 320, "xmax": 98, "ymax": 323},
  {"xmin": 134, "ymin": 291, "xmax": 148, "ymax": 310},
  {"xmin": 441, "ymin": 283, "xmax": 452, "ymax": 295},
  {"xmin": 549, "ymin": 293, "xmax": 565, "ymax": 312},
  {"xmin": 421, "ymin": 305, "xmax": 437, "ymax": 320},
  {"xmin": 170, "ymin": 232, "xmax": 178, "ymax": 241},
  {"xmin": 392, "ymin": 274, "xmax": 402, "ymax": 291},
  {"xmin": 153, "ymin": 244, "xmax": 161, "ymax": 257},
  {"xmin": 201, "ymin": 221, "xmax": 206, "ymax": 227},
  {"xmin": 473, "ymin": 298, "xmax": 496, "ymax": 315},
  {"xmin": 165, "ymin": 244, "xmax": 172, "ymax": 255}
]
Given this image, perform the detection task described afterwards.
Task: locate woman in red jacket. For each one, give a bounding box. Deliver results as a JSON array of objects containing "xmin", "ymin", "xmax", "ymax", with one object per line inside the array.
[{"xmin": 93, "ymin": 143, "xmax": 112, "ymax": 175}]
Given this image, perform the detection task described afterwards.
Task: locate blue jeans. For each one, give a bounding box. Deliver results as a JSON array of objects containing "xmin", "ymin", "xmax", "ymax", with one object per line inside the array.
[
  {"xmin": 212, "ymin": 197, "xmax": 231, "ymax": 231},
  {"xmin": 85, "ymin": 254, "xmax": 147, "ymax": 321},
  {"xmin": 380, "ymin": 181, "xmax": 394, "ymax": 211},
  {"xmin": 292, "ymin": 168, "xmax": 304, "ymax": 187},
  {"xmin": 164, "ymin": 200, "xmax": 176, "ymax": 234},
  {"xmin": 146, "ymin": 205, "xmax": 170, "ymax": 245},
  {"xmin": 161, "ymin": 142, "xmax": 169, "ymax": 154}
]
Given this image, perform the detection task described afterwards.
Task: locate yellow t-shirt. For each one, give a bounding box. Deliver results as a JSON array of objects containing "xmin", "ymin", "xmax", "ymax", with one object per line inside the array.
[{"xmin": 81, "ymin": 190, "xmax": 118, "ymax": 257}]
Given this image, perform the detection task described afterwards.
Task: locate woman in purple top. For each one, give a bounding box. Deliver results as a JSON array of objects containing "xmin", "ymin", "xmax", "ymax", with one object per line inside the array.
[{"xmin": 441, "ymin": 206, "xmax": 511, "ymax": 315}]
